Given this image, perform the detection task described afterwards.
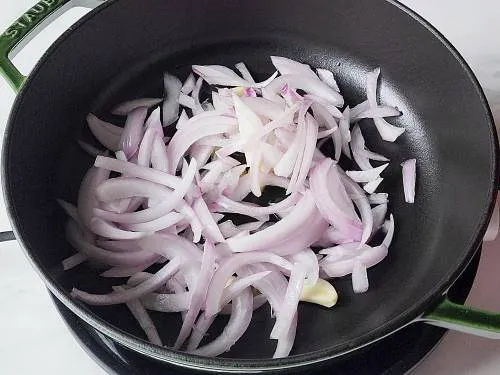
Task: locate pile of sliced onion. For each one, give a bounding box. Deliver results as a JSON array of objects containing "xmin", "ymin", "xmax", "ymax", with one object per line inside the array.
[{"xmin": 60, "ymin": 56, "xmax": 415, "ymax": 358}]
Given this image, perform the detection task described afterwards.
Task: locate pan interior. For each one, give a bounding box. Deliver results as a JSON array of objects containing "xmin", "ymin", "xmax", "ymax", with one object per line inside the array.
[{"xmin": 3, "ymin": 0, "xmax": 496, "ymax": 365}]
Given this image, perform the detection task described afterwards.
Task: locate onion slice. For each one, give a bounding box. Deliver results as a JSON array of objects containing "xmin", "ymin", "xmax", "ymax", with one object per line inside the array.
[
  {"xmin": 86, "ymin": 114, "xmax": 122, "ymax": 151},
  {"xmin": 401, "ymin": 158, "xmax": 416, "ymax": 203},
  {"xmin": 162, "ymin": 73, "xmax": 182, "ymax": 126},
  {"xmin": 113, "ymin": 285, "xmax": 163, "ymax": 345},
  {"xmin": 112, "ymin": 98, "xmax": 162, "ymax": 116},
  {"xmin": 71, "ymin": 257, "xmax": 181, "ymax": 305}
]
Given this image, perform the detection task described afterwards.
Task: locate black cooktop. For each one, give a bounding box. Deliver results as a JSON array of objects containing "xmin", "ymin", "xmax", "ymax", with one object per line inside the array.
[{"xmin": 50, "ymin": 250, "xmax": 481, "ymax": 375}]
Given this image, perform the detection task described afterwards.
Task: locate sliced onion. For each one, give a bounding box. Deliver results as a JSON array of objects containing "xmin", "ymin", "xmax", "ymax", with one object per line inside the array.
[
  {"xmin": 141, "ymin": 291, "xmax": 192, "ymax": 313},
  {"xmin": 346, "ymin": 163, "xmax": 388, "ymax": 183},
  {"xmin": 320, "ymin": 243, "xmax": 388, "ymax": 278},
  {"xmin": 101, "ymin": 260, "xmax": 159, "ymax": 278},
  {"xmin": 120, "ymin": 107, "xmax": 148, "ymax": 158},
  {"xmin": 181, "ymin": 73, "xmax": 196, "ymax": 95},
  {"xmin": 357, "ymin": 148, "xmax": 389, "ymax": 162},
  {"xmin": 193, "ymin": 197, "xmax": 225, "ymax": 243},
  {"xmin": 176, "ymin": 109, "xmax": 190, "ymax": 129},
  {"xmin": 189, "ymin": 144, "xmax": 214, "ymax": 170},
  {"xmin": 95, "ymin": 155, "xmax": 181, "ymax": 188},
  {"xmin": 240, "ymin": 97, "xmax": 285, "ymax": 120},
  {"xmin": 363, "ymin": 178, "xmax": 383, "ymax": 194},
  {"xmin": 372, "ymin": 203, "xmax": 388, "ymax": 235},
  {"xmin": 89, "ymin": 218, "xmax": 148, "ymax": 240},
  {"xmin": 151, "ymin": 136, "xmax": 169, "ymax": 172},
  {"xmin": 316, "ymin": 68, "xmax": 340, "ymax": 92},
  {"xmin": 174, "ymin": 242, "xmax": 217, "ymax": 349},
  {"xmin": 373, "ymin": 117, "xmax": 405, "ymax": 142},
  {"xmin": 212, "ymin": 91, "xmax": 235, "ymax": 113},
  {"xmin": 351, "ymin": 259, "xmax": 369, "ymax": 294},
  {"xmin": 310, "ymin": 159, "xmax": 362, "ymax": 239},
  {"xmin": 382, "ymin": 214, "xmax": 395, "ymax": 248},
  {"xmin": 113, "ymin": 285, "xmax": 163, "ymax": 345},
  {"xmin": 340, "ymin": 171, "xmax": 373, "ymax": 245},
  {"xmin": 167, "ymin": 116, "xmax": 237, "ymax": 173},
  {"xmin": 71, "ymin": 257, "xmax": 181, "ymax": 305},
  {"xmin": 289, "ymin": 249, "xmax": 319, "ymax": 286},
  {"xmin": 280, "ymin": 84, "xmax": 302, "ymax": 106},
  {"xmin": 205, "ymin": 252, "xmax": 293, "ymax": 316},
  {"xmin": 339, "ymin": 106, "xmax": 352, "ymax": 159},
  {"xmin": 66, "ymin": 221, "xmax": 158, "ymax": 266},
  {"xmin": 62, "ymin": 253, "xmax": 87, "ymax": 270},
  {"xmin": 65, "ymin": 58, "xmax": 413, "ymax": 359},
  {"xmin": 112, "ymin": 98, "xmax": 162, "ymax": 116},
  {"xmin": 288, "ymin": 113, "xmax": 317, "ymax": 194},
  {"xmin": 95, "ymin": 177, "xmax": 171, "ymax": 202},
  {"xmin": 401, "ymin": 158, "xmax": 416, "ymax": 203},
  {"xmin": 179, "ymin": 93, "xmax": 196, "ymax": 109},
  {"xmin": 138, "ymin": 233, "xmax": 202, "ymax": 260},
  {"xmin": 191, "ymin": 77, "xmax": 204, "ymax": 115},
  {"xmin": 366, "ymin": 68, "xmax": 405, "ymax": 141},
  {"xmin": 137, "ymin": 128, "xmax": 157, "ymax": 167},
  {"xmin": 229, "ymin": 172, "xmax": 289, "ymax": 202},
  {"xmin": 162, "ymin": 73, "xmax": 182, "ymax": 126},
  {"xmin": 273, "ymin": 312, "xmax": 297, "ymax": 358},
  {"xmin": 350, "ymin": 124, "xmax": 373, "ymax": 170},
  {"xmin": 271, "ymin": 56, "xmax": 317, "ymax": 78},
  {"xmin": 221, "ymin": 271, "xmax": 271, "ymax": 308},
  {"xmin": 350, "ymin": 100, "xmax": 400, "ymax": 121},
  {"xmin": 270, "ymin": 263, "xmax": 306, "ymax": 339},
  {"xmin": 274, "ymin": 113, "xmax": 306, "ymax": 178},
  {"xmin": 217, "ymin": 102, "xmax": 299, "ymax": 160},
  {"xmin": 303, "ymin": 94, "xmax": 343, "ymax": 118},
  {"xmin": 192, "ymin": 287, "xmax": 253, "ymax": 356},
  {"xmin": 368, "ymin": 193, "xmax": 389, "ymax": 205},
  {"xmin": 243, "ymin": 87, "xmax": 257, "ymax": 97},
  {"xmin": 216, "ymin": 192, "xmax": 300, "ymax": 218},
  {"xmin": 77, "ymin": 166, "xmax": 110, "ymax": 230},
  {"xmin": 225, "ymin": 191, "xmax": 318, "ymax": 252},
  {"xmin": 86, "ymin": 114, "xmax": 122, "ymax": 151},
  {"xmin": 235, "ymin": 62, "xmax": 256, "ymax": 84},
  {"xmin": 267, "ymin": 212, "xmax": 328, "ymax": 256},
  {"xmin": 311, "ymin": 103, "xmax": 341, "ymax": 161},
  {"xmin": 97, "ymin": 159, "xmax": 196, "ymax": 225},
  {"xmin": 321, "ymin": 226, "xmax": 356, "ymax": 245},
  {"xmin": 193, "ymin": 65, "xmax": 251, "ymax": 87},
  {"xmin": 125, "ymin": 212, "xmax": 185, "ymax": 233},
  {"xmin": 266, "ymin": 74, "xmax": 344, "ymax": 107}
]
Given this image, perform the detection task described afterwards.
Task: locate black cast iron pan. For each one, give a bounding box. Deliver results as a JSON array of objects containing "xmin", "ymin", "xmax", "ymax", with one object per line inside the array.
[
  {"xmin": 0, "ymin": 0, "xmax": 498, "ymax": 373},
  {"xmin": 50, "ymin": 247, "xmax": 482, "ymax": 375}
]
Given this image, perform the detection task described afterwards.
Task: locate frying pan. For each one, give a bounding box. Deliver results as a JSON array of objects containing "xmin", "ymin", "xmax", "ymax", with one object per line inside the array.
[{"xmin": 0, "ymin": 0, "xmax": 498, "ymax": 373}]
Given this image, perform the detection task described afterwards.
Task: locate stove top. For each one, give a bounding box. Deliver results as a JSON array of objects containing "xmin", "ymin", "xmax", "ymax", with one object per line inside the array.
[{"xmin": 49, "ymin": 250, "xmax": 481, "ymax": 375}]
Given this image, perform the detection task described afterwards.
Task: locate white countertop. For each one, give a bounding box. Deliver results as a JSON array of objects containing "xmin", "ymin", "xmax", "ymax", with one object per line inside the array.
[{"xmin": 0, "ymin": 1, "xmax": 499, "ymax": 374}]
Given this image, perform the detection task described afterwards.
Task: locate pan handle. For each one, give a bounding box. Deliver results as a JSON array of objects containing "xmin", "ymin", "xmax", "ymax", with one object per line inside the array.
[
  {"xmin": 0, "ymin": 231, "xmax": 15, "ymax": 242},
  {"xmin": 420, "ymin": 198, "xmax": 499, "ymax": 337},
  {"xmin": 0, "ymin": 0, "xmax": 107, "ymax": 92},
  {"xmin": 420, "ymin": 297, "xmax": 500, "ymax": 339}
]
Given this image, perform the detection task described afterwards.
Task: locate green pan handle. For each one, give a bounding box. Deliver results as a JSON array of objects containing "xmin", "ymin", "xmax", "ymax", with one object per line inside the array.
[
  {"xmin": 0, "ymin": 0, "xmax": 106, "ymax": 93},
  {"xmin": 421, "ymin": 199, "xmax": 499, "ymax": 336},
  {"xmin": 421, "ymin": 297, "xmax": 500, "ymax": 339}
]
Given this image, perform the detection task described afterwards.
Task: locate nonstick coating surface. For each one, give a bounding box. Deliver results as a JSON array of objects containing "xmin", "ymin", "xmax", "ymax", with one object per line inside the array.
[{"xmin": 2, "ymin": 0, "xmax": 498, "ymax": 371}]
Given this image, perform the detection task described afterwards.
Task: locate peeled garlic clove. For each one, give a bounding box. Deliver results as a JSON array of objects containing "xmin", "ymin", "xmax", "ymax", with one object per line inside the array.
[{"xmin": 300, "ymin": 278, "xmax": 338, "ymax": 308}]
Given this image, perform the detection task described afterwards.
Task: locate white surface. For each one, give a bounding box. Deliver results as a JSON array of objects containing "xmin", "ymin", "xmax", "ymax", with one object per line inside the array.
[{"xmin": 0, "ymin": 1, "xmax": 499, "ymax": 374}]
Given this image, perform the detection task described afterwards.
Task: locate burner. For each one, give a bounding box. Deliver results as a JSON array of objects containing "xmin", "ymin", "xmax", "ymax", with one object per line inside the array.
[{"xmin": 51, "ymin": 250, "xmax": 481, "ymax": 375}]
